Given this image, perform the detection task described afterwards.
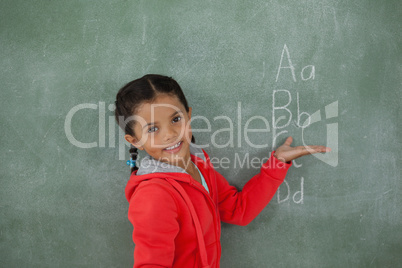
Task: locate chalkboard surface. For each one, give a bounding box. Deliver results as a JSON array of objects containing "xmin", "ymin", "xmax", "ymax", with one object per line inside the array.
[{"xmin": 1, "ymin": 0, "xmax": 401, "ymax": 267}]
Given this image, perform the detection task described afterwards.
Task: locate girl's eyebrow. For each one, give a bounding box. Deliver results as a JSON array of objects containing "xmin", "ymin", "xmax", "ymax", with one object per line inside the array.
[
  {"xmin": 170, "ymin": 110, "xmax": 182, "ymax": 117},
  {"xmin": 142, "ymin": 110, "xmax": 183, "ymax": 129}
]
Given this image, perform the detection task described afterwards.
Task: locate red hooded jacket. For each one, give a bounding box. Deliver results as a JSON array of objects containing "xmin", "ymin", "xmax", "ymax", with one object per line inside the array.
[{"xmin": 125, "ymin": 144, "xmax": 291, "ymax": 267}]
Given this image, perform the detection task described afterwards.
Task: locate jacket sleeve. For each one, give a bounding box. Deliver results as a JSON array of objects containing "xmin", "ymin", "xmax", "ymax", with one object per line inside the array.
[
  {"xmin": 128, "ymin": 181, "xmax": 180, "ymax": 268},
  {"xmin": 215, "ymin": 151, "xmax": 291, "ymax": 226}
]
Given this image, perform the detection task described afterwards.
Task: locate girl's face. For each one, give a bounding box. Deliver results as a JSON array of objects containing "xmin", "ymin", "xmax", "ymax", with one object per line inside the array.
[{"xmin": 125, "ymin": 94, "xmax": 193, "ymax": 169}]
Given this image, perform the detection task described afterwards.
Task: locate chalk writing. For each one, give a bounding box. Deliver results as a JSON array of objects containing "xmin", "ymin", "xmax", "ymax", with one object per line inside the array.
[
  {"xmin": 277, "ymin": 177, "xmax": 304, "ymax": 204},
  {"xmin": 276, "ymin": 44, "xmax": 315, "ymax": 82}
]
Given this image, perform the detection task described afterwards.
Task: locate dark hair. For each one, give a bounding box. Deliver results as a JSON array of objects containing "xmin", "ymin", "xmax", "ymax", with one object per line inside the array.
[{"xmin": 115, "ymin": 74, "xmax": 195, "ymax": 173}]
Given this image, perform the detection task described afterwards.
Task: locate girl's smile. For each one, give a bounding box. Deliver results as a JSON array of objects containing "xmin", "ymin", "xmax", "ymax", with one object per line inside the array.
[
  {"xmin": 124, "ymin": 94, "xmax": 193, "ymax": 170},
  {"xmin": 163, "ymin": 141, "xmax": 183, "ymax": 153}
]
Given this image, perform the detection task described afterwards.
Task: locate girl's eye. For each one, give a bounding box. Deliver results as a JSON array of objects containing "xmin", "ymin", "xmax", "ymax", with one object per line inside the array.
[
  {"xmin": 148, "ymin": 126, "xmax": 158, "ymax": 133},
  {"xmin": 172, "ymin": 116, "xmax": 181, "ymax": 123}
]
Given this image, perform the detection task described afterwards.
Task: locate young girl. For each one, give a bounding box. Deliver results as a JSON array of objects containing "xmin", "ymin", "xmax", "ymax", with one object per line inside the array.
[{"xmin": 114, "ymin": 74, "xmax": 330, "ymax": 268}]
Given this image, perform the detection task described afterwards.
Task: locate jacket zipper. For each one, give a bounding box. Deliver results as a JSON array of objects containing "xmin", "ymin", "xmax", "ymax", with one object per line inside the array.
[{"xmin": 188, "ymin": 176, "xmax": 221, "ymax": 267}]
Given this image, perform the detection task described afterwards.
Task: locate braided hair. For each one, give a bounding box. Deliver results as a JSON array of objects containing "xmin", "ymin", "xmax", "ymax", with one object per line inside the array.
[{"xmin": 115, "ymin": 74, "xmax": 195, "ymax": 173}]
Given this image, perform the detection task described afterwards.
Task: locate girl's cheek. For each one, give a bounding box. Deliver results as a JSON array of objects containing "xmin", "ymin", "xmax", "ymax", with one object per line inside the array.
[
  {"xmin": 142, "ymin": 133, "xmax": 152, "ymax": 146},
  {"xmin": 185, "ymin": 124, "xmax": 192, "ymax": 141},
  {"xmin": 184, "ymin": 118, "xmax": 191, "ymax": 130},
  {"xmin": 183, "ymin": 121, "xmax": 190, "ymax": 133}
]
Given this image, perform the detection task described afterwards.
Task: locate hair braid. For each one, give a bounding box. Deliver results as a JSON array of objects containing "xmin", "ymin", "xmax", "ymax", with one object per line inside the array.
[{"xmin": 128, "ymin": 145, "xmax": 139, "ymax": 173}]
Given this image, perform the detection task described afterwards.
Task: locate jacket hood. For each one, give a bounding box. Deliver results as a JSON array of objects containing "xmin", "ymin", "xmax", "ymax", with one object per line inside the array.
[{"xmin": 125, "ymin": 143, "xmax": 206, "ymax": 201}]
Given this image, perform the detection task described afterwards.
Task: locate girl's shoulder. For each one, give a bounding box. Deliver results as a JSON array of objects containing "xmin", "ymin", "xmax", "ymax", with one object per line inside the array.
[
  {"xmin": 129, "ymin": 177, "xmax": 182, "ymax": 209},
  {"xmin": 134, "ymin": 176, "xmax": 177, "ymax": 193}
]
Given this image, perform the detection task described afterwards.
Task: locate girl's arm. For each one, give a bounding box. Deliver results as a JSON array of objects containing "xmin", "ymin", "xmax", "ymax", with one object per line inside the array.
[
  {"xmin": 215, "ymin": 151, "xmax": 290, "ymax": 226},
  {"xmin": 216, "ymin": 136, "xmax": 330, "ymax": 226},
  {"xmin": 128, "ymin": 181, "xmax": 179, "ymax": 267}
]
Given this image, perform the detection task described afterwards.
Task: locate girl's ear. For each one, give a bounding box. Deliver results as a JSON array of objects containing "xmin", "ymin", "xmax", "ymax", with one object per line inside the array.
[
  {"xmin": 188, "ymin": 107, "xmax": 192, "ymax": 120},
  {"xmin": 124, "ymin": 134, "xmax": 144, "ymax": 150}
]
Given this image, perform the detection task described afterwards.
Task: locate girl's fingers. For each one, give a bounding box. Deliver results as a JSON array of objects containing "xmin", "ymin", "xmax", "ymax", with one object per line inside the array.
[
  {"xmin": 298, "ymin": 145, "xmax": 331, "ymax": 154},
  {"xmin": 275, "ymin": 142, "xmax": 331, "ymax": 162},
  {"xmin": 283, "ymin": 136, "xmax": 293, "ymax": 146}
]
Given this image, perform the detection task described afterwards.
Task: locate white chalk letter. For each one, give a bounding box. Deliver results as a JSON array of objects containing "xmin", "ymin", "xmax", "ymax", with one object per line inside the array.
[
  {"xmin": 277, "ymin": 180, "xmax": 290, "ymax": 204},
  {"xmin": 296, "ymin": 92, "xmax": 311, "ymax": 128},
  {"xmin": 301, "ymin": 65, "xmax": 315, "ymax": 81},
  {"xmin": 276, "ymin": 44, "xmax": 296, "ymax": 82},
  {"xmin": 293, "ymin": 177, "xmax": 304, "ymax": 204},
  {"xmin": 272, "ymin": 90, "xmax": 292, "ymax": 129}
]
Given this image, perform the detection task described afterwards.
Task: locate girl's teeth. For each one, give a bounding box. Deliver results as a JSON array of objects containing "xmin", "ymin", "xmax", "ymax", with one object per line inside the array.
[{"xmin": 166, "ymin": 141, "xmax": 181, "ymax": 150}]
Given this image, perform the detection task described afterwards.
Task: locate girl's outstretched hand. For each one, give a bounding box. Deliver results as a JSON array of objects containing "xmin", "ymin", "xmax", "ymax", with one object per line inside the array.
[{"xmin": 274, "ymin": 136, "xmax": 331, "ymax": 163}]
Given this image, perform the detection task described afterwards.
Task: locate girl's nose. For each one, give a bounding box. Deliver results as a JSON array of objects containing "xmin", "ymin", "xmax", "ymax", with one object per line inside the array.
[{"xmin": 164, "ymin": 126, "xmax": 178, "ymax": 142}]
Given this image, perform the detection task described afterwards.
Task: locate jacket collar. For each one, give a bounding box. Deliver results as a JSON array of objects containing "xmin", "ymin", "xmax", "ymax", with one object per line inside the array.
[{"xmin": 136, "ymin": 142, "xmax": 206, "ymax": 176}]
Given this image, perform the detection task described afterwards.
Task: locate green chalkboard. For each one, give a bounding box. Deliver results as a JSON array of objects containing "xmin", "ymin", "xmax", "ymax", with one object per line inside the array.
[{"xmin": 1, "ymin": 0, "xmax": 401, "ymax": 267}]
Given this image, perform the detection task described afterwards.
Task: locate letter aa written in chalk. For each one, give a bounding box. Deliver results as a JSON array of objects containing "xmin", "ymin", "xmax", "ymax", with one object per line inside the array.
[{"xmin": 276, "ymin": 44, "xmax": 315, "ymax": 82}]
